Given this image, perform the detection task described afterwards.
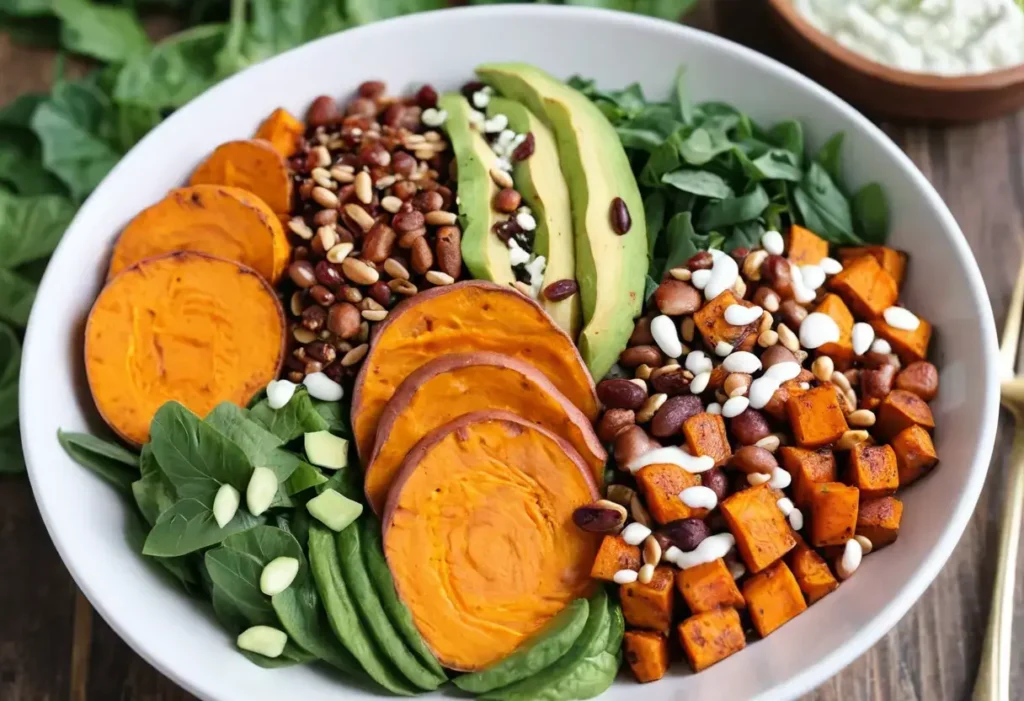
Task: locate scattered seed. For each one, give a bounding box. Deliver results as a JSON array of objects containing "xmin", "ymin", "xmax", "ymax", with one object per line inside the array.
[
  {"xmin": 613, "ymin": 569, "xmax": 639, "ymax": 585},
  {"xmin": 635, "ymin": 364, "xmax": 653, "ymax": 381},
  {"xmin": 836, "ymin": 430, "xmax": 872, "ymax": 451},
  {"xmin": 317, "ymin": 226, "xmax": 338, "ymax": 252},
  {"xmin": 341, "ymin": 344, "xmax": 369, "ymax": 367},
  {"xmin": 425, "ymin": 211, "xmax": 458, "ymax": 226},
  {"xmin": 754, "ymin": 434, "xmax": 781, "ymax": 452},
  {"xmin": 607, "ymin": 484, "xmax": 636, "ymax": 508},
  {"xmin": 384, "ymin": 257, "xmax": 410, "ymax": 280},
  {"xmin": 341, "ymin": 257, "xmax": 379, "ymax": 285},
  {"xmin": 490, "ymin": 167, "xmax": 514, "ymax": 189},
  {"xmin": 293, "ymin": 326, "xmax": 316, "ymax": 344},
  {"xmin": 326, "ymin": 242, "xmax": 354, "ymax": 263},
  {"xmin": 848, "ymin": 409, "xmax": 876, "ymax": 428},
  {"xmin": 381, "ymin": 195, "xmax": 403, "ymax": 213},
  {"xmin": 812, "ymin": 356, "xmax": 835, "ymax": 384},
  {"xmin": 345, "ymin": 203, "xmax": 375, "ymax": 231},
  {"xmin": 836, "ymin": 538, "xmax": 863, "ymax": 580},
  {"xmin": 312, "ymin": 186, "xmax": 339, "ymax": 209},
  {"xmin": 630, "ymin": 494, "xmax": 653, "ymax": 528},
  {"xmin": 425, "ymin": 270, "xmax": 455, "ymax": 286},
  {"xmin": 777, "ymin": 323, "xmax": 799, "ymax": 352},
  {"xmin": 636, "ymin": 393, "xmax": 668, "ymax": 423},
  {"xmin": 354, "ymin": 171, "xmax": 373, "ymax": 204},
  {"xmin": 375, "ymin": 175, "xmax": 397, "ymax": 190},
  {"xmin": 610, "ymin": 197, "xmax": 631, "ymax": 234},
  {"xmin": 361, "ymin": 309, "xmax": 388, "ymax": 322},
  {"xmin": 311, "ymin": 168, "xmax": 335, "ymax": 190},
  {"xmin": 855, "ymin": 535, "xmax": 874, "ymax": 555},
  {"xmin": 642, "ymin": 536, "xmax": 662, "ymax": 566},
  {"xmin": 388, "ymin": 279, "xmax": 418, "ymax": 296},
  {"xmin": 831, "ymin": 370, "xmax": 852, "ymax": 392},
  {"xmin": 669, "ymin": 267, "xmax": 692, "ymax": 281},
  {"xmin": 288, "ymin": 217, "xmax": 314, "ymax": 240},
  {"xmin": 329, "ymin": 165, "xmax": 355, "ymax": 183}
]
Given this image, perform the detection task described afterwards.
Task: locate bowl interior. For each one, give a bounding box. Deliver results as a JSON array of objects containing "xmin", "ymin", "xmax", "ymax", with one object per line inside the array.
[{"xmin": 20, "ymin": 6, "xmax": 998, "ymax": 701}]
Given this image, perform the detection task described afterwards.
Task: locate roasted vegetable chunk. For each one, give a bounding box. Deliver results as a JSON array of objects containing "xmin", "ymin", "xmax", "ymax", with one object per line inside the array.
[
  {"xmin": 623, "ymin": 630, "xmax": 670, "ymax": 683},
  {"xmin": 721, "ymin": 483, "xmax": 796, "ymax": 573},
  {"xmin": 742, "ymin": 560, "xmax": 807, "ymax": 637},
  {"xmin": 779, "ymin": 447, "xmax": 837, "ymax": 508},
  {"xmin": 877, "ymin": 389, "xmax": 935, "ymax": 438},
  {"xmin": 787, "ymin": 385, "xmax": 849, "ymax": 448},
  {"xmin": 848, "ymin": 444, "xmax": 898, "ymax": 499},
  {"xmin": 808, "ymin": 482, "xmax": 859, "ymax": 547},
  {"xmin": 829, "ymin": 254, "xmax": 898, "ymax": 320},
  {"xmin": 676, "ymin": 558, "xmax": 745, "ymax": 614},
  {"xmin": 787, "ymin": 224, "xmax": 829, "ymax": 265},
  {"xmin": 693, "ymin": 290, "xmax": 758, "ymax": 353},
  {"xmin": 678, "ymin": 607, "xmax": 746, "ymax": 672},
  {"xmin": 621, "ymin": 566, "xmax": 675, "ymax": 633},
  {"xmin": 683, "ymin": 412, "xmax": 732, "ymax": 466},
  {"xmin": 254, "ymin": 108, "xmax": 304, "ymax": 158},
  {"xmin": 814, "ymin": 294, "xmax": 855, "ymax": 367},
  {"xmin": 837, "ymin": 245, "xmax": 907, "ymax": 286},
  {"xmin": 636, "ymin": 463, "xmax": 703, "ymax": 524},
  {"xmin": 787, "ymin": 536, "xmax": 838, "ymax": 604},
  {"xmin": 891, "ymin": 424, "xmax": 938, "ymax": 486},
  {"xmin": 856, "ymin": 496, "xmax": 904, "ymax": 549},
  {"xmin": 871, "ymin": 314, "xmax": 932, "ymax": 364},
  {"xmin": 591, "ymin": 535, "xmax": 640, "ymax": 582}
]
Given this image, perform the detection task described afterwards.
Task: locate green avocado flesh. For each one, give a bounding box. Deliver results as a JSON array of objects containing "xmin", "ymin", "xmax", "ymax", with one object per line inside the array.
[
  {"xmin": 486, "ymin": 96, "xmax": 580, "ymax": 338},
  {"xmin": 438, "ymin": 92, "xmax": 514, "ymax": 287},
  {"xmin": 477, "ymin": 63, "xmax": 648, "ymax": 381}
]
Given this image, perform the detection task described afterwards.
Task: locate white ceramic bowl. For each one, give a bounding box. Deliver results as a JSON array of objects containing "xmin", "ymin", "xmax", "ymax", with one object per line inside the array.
[{"xmin": 20, "ymin": 5, "xmax": 1000, "ymax": 701}]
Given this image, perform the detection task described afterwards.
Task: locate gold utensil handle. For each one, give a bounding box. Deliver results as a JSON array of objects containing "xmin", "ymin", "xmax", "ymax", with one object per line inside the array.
[{"xmin": 973, "ymin": 424, "xmax": 1024, "ymax": 701}]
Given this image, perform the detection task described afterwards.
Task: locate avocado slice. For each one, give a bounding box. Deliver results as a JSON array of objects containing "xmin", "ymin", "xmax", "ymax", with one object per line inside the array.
[
  {"xmin": 438, "ymin": 93, "xmax": 514, "ymax": 287},
  {"xmin": 476, "ymin": 63, "xmax": 648, "ymax": 380},
  {"xmin": 486, "ymin": 97, "xmax": 581, "ymax": 337}
]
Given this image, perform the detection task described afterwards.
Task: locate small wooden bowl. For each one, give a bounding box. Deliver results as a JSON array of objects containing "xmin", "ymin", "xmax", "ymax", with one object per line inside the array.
[{"xmin": 766, "ymin": 0, "xmax": 1024, "ymax": 122}]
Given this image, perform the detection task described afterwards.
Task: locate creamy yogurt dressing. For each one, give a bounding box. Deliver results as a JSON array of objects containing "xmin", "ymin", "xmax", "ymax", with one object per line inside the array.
[{"xmin": 794, "ymin": 0, "xmax": 1024, "ymax": 75}]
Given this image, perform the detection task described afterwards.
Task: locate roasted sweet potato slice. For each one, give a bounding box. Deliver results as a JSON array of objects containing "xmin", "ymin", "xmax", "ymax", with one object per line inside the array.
[
  {"xmin": 86, "ymin": 252, "xmax": 285, "ymax": 445},
  {"xmin": 807, "ymin": 482, "xmax": 859, "ymax": 547},
  {"xmin": 591, "ymin": 535, "xmax": 640, "ymax": 582},
  {"xmin": 787, "ymin": 385, "xmax": 849, "ymax": 448},
  {"xmin": 621, "ymin": 566, "xmax": 675, "ymax": 633},
  {"xmin": 383, "ymin": 410, "xmax": 600, "ymax": 671},
  {"xmin": 189, "ymin": 139, "xmax": 293, "ymax": 214},
  {"xmin": 877, "ymin": 389, "xmax": 935, "ymax": 438},
  {"xmin": 848, "ymin": 444, "xmax": 898, "ymax": 499},
  {"xmin": 623, "ymin": 630, "xmax": 670, "ymax": 683},
  {"xmin": 676, "ymin": 558, "xmax": 745, "ymax": 613},
  {"xmin": 856, "ymin": 496, "xmax": 903, "ymax": 549},
  {"xmin": 891, "ymin": 425, "xmax": 938, "ymax": 486},
  {"xmin": 871, "ymin": 314, "xmax": 932, "ymax": 364},
  {"xmin": 829, "ymin": 254, "xmax": 898, "ymax": 320},
  {"xmin": 814, "ymin": 294, "xmax": 855, "ymax": 368},
  {"xmin": 365, "ymin": 352, "xmax": 606, "ymax": 513},
  {"xmin": 838, "ymin": 246, "xmax": 907, "ymax": 287},
  {"xmin": 787, "ymin": 537, "xmax": 838, "ymax": 604},
  {"xmin": 693, "ymin": 290, "xmax": 759, "ymax": 353},
  {"xmin": 352, "ymin": 281, "xmax": 598, "ymax": 460},
  {"xmin": 683, "ymin": 412, "xmax": 732, "ymax": 466},
  {"xmin": 636, "ymin": 462, "xmax": 703, "ymax": 524},
  {"xmin": 678, "ymin": 607, "xmax": 745, "ymax": 672},
  {"xmin": 721, "ymin": 483, "xmax": 796, "ymax": 573},
  {"xmin": 787, "ymin": 224, "xmax": 829, "ymax": 266},
  {"xmin": 779, "ymin": 447, "xmax": 837, "ymax": 508},
  {"xmin": 108, "ymin": 185, "xmax": 290, "ymax": 284},
  {"xmin": 742, "ymin": 560, "xmax": 807, "ymax": 637},
  {"xmin": 255, "ymin": 108, "xmax": 305, "ymax": 158},
  {"xmin": 763, "ymin": 372, "xmax": 814, "ymax": 421}
]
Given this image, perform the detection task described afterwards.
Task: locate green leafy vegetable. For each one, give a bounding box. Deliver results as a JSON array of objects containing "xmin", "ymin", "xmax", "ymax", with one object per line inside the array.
[
  {"xmin": 250, "ymin": 389, "xmax": 331, "ymax": 442},
  {"xmin": 0, "ymin": 188, "xmax": 75, "ymax": 266},
  {"xmin": 851, "ymin": 182, "xmax": 889, "ymax": 244},
  {"xmin": 143, "ymin": 497, "xmax": 261, "ymax": 557},
  {"xmin": 0, "ymin": 322, "xmax": 20, "ymax": 431},
  {"xmin": 57, "ymin": 428, "xmax": 138, "ymax": 492}
]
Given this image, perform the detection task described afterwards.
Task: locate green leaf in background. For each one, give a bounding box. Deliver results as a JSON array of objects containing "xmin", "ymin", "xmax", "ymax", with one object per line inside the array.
[
  {"xmin": 673, "ymin": 64, "xmax": 693, "ymax": 125},
  {"xmin": 678, "ymin": 126, "xmax": 733, "ymax": 166},
  {"xmin": 55, "ymin": 0, "xmax": 151, "ymax": 63},
  {"xmin": 0, "ymin": 268, "xmax": 37, "ymax": 327},
  {"xmin": 696, "ymin": 184, "xmax": 769, "ymax": 230},
  {"xmin": 851, "ymin": 182, "xmax": 889, "ymax": 244},
  {"xmin": 749, "ymin": 148, "xmax": 802, "ymax": 182},
  {"xmin": 344, "ymin": 0, "xmax": 446, "ymax": 25},
  {"xmin": 661, "ymin": 168, "xmax": 733, "ymax": 199},
  {"xmin": 815, "ymin": 132, "xmax": 845, "ymax": 188},
  {"xmin": 0, "ymin": 322, "xmax": 20, "ymax": 431},
  {"xmin": 0, "ymin": 0, "xmax": 53, "ymax": 16},
  {"xmin": 0, "ymin": 424, "xmax": 24, "ymax": 473},
  {"xmin": 644, "ymin": 189, "xmax": 666, "ymax": 257},
  {"xmin": 794, "ymin": 162, "xmax": 862, "ymax": 245},
  {"xmin": 767, "ymin": 119, "xmax": 803, "ymax": 157},
  {"xmin": 0, "ymin": 188, "xmax": 75, "ymax": 267},
  {"xmin": 660, "ymin": 211, "xmax": 698, "ymax": 278},
  {"xmin": 57, "ymin": 429, "xmax": 138, "ymax": 492},
  {"xmin": 244, "ymin": 0, "xmax": 347, "ymax": 61}
]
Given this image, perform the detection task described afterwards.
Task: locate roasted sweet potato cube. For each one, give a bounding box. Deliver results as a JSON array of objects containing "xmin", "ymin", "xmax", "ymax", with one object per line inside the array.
[
  {"xmin": 877, "ymin": 389, "xmax": 935, "ymax": 438},
  {"xmin": 590, "ymin": 535, "xmax": 640, "ymax": 581},
  {"xmin": 848, "ymin": 444, "xmax": 899, "ymax": 499},
  {"xmin": 763, "ymin": 372, "xmax": 814, "ymax": 421},
  {"xmin": 721, "ymin": 483, "xmax": 796, "ymax": 573},
  {"xmin": 779, "ymin": 447, "xmax": 837, "ymax": 508},
  {"xmin": 814, "ymin": 294, "xmax": 855, "ymax": 368},
  {"xmin": 676, "ymin": 558, "xmax": 745, "ymax": 613},
  {"xmin": 856, "ymin": 496, "xmax": 903, "ymax": 549},
  {"xmin": 838, "ymin": 246, "xmax": 907, "ymax": 287},
  {"xmin": 787, "ymin": 540, "xmax": 838, "ymax": 604},
  {"xmin": 787, "ymin": 385, "xmax": 849, "ymax": 448},
  {"xmin": 678, "ymin": 607, "xmax": 746, "ymax": 672},
  {"xmin": 742, "ymin": 560, "xmax": 807, "ymax": 637},
  {"xmin": 891, "ymin": 425, "xmax": 938, "ymax": 486},
  {"xmin": 829, "ymin": 254, "xmax": 898, "ymax": 320},
  {"xmin": 621, "ymin": 566, "xmax": 675, "ymax": 633},
  {"xmin": 623, "ymin": 631, "xmax": 670, "ymax": 683},
  {"xmin": 871, "ymin": 315, "xmax": 933, "ymax": 365},
  {"xmin": 808, "ymin": 482, "xmax": 859, "ymax": 547},
  {"xmin": 683, "ymin": 412, "xmax": 732, "ymax": 466},
  {"xmin": 787, "ymin": 224, "xmax": 829, "ymax": 265},
  {"xmin": 707, "ymin": 364, "xmax": 729, "ymax": 392},
  {"xmin": 636, "ymin": 463, "xmax": 703, "ymax": 524},
  {"xmin": 693, "ymin": 290, "xmax": 758, "ymax": 353}
]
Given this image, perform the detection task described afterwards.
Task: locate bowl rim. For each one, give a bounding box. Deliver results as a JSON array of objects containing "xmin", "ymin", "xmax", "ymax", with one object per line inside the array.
[
  {"xmin": 20, "ymin": 4, "xmax": 1001, "ymax": 701},
  {"xmin": 767, "ymin": 0, "xmax": 1024, "ymax": 91}
]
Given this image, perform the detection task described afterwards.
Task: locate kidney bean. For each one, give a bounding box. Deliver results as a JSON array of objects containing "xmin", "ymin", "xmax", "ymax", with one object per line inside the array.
[
  {"xmin": 307, "ymin": 95, "xmax": 340, "ymax": 126},
  {"xmin": 619, "ymin": 345, "xmax": 663, "ymax": 368},
  {"xmin": 701, "ymin": 468, "xmax": 729, "ymax": 504},
  {"xmin": 654, "ymin": 280, "xmax": 701, "ymax": 315},
  {"xmin": 729, "ymin": 408, "xmax": 771, "ymax": 445},
  {"xmin": 895, "ymin": 361, "xmax": 939, "ymax": 401},
  {"xmin": 613, "ymin": 425, "xmax": 659, "ymax": 467},
  {"xmin": 730, "ymin": 445, "xmax": 778, "ymax": 474},
  {"xmin": 660, "ymin": 518, "xmax": 710, "ymax": 552},
  {"xmin": 597, "ymin": 409, "xmax": 636, "ymax": 443},
  {"xmin": 288, "ymin": 260, "xmax": 317, "ymax": 288},
  {"xmin": 778, "ymin": 300, "xmax": 808, "ymax": 330},
  {"xmin": 650, "ymin": 367, "xmax": 691, "ymax": 396},
  {"xmin": 862, "ymin": 364, "xmax": 897, "ymax": 401},
  {"xmin": 650, "ymin": 395, "xmax": 703, "ymax": 438},
  {"xmin": 687, "ymin": 251, "xmax": 713, "ymax": 271},
  {"xmin": 597, "ymin": 379, "xmax": 647, "ymax": 410},
  {"xmin": 327, "ymin": 303, "xmax": 361, "ymax": 339},
  {"xmin": 629, "ymin": 317, "xmax": 655, "ymax": 346},
  {"xmin": 761, "ymin": 254, "xmax": 793, "ymax": 298}
]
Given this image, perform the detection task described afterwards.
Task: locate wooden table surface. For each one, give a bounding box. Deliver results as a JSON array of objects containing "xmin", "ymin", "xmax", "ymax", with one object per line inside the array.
[{"xmin": 1, "ymin": 2, "xmax": 1021, "ymax": 699}]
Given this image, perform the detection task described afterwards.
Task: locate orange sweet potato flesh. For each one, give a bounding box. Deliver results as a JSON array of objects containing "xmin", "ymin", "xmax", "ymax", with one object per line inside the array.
[
  {"xmin": 849, "ymin": 444, "xmax": 898, "ymax": 499},
  {"xmin": 676, "ymin": 558, "xmax": 745, "ymax": 613},
  {"xmin": 763, "ymin": 372, "xmax": 813, "ymax": 421},
  {"xmin": 108, "ymin": 185, "xmax": 290, "ymax": 284},
  {"xmin": 808, "ymin": 482, "xmax": 859, "ymax": 547},
  {"xmin": 742, "ymin": 560, "xmax": 807, "ymax": 637},
  {"xmin": 787, "ymin": 539, "xmax": 838, "ymax": 604},
  {"xmin": 255, "ymin": 108, "xmax": 304, "ymax": 158},
  {"xmin": 591, "ymin": 535, "xmax": 640, "ymax": 581},
  {"xmin": 86, "ymin": 252, "xmax": 285, "ymax": 445},
  {"xmin": 838, "ymin": 246, "xmax": 907, "ymax": 287},
  {"xmin": 621, "ymin": 566, "xmax": 675, "ymax": 633},
  {"xmin": 351, "ymin": 281, "xmax": 598, "ymax": 460},
  {"xmin": 189, "ymin": 139, "xmax": 293, "ymax": 214},
  {"xmin": 678, "ymin": 607, "xmax": 746, "ymax": 672},
  {"xmin": 871, "ymin": 315, "xmax": 932, "ymax": 364},
  {"xmin": 683, "ymin": 412, "xmax": 732, "ymax": 466},
  {"xmin": 365, "ymin": 352, "xmax": 606, "ymax": 514},
  {"xmin": 636, "ymin": 463, "xmax": 703, "ymax": 524},
  {"xmin": 623, "ymin": 630, "xmax": 670, "ymax": 683},
  {"xmin": 814, "ymin": 293, "xmax": 855, "ymax": 368},
  {"xmin": 779, "ymin": 447, "xmax": 836, "ymax": 508},
  {"xmin": 693, "ymin": 290, "xmax": 758, "ymax": 353},
  {"xmin": 383, "ymin": 410, "xmax": 599, "ymax": 672},
  {"xmin": 856, "ymin": 496, "xmax": 903, "ymax": 549},
  {"xmin": 877, "ymin": 389, "xmax": 935, "ymax": 438},
  {"xmin": 829, "ymin": 254, "xmax": 898, "ymax": 319},
  {"xmin": 787, "ymin": 385, "xmax": 849, "ymax": 448},
  {"xmin": 891, "ymin": 425, "xmax": 938, "ymax": 486},
  {"xmin": 721, "ymin": 483, "xmax": 796, "ymax": 573},
  {"xmin": 787, "ymin": 225, "xmax": 829, "ymax": 265}
]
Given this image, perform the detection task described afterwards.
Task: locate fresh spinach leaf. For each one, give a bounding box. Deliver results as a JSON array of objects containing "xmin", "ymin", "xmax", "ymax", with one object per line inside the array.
[
  {"xmin": 210, "ymin": 586, "xmax": 314, "ymax": 668},
  {"xmin": 768, "ymin": 119, "xmax": 804, "ymax": 157},
  {"xmin": 0, "ymin": 424, "xmax": 24, "ymax": 473},
  {"xmin": 815, "ymin": 132, "xmax": 845, "ymax": 189},
  {"xmin": 673, "ymin": 63, "xmax": 693, "ymax": 125},
  {"xmin": 55, "ymin": 0, "xmax": 151, "ymax": 63},
  {"xmin": 143, "ymin": 497, "xmax": 260, "ymax": 557},
  {"xmin": 0, "ymin": 322, "xmax": 20, "ymax": 431},
  {"xmin": 644, "ymin": 189, "xmax": 666, "ymax": 258},
  {"xmin": 57, "ymin": 428, "xmax": 138, "ymax": 492},
  {"xmin": 149, "ymin": 401, "xmax": 253, "ymax": 499},
  {"xmin": 205, "ymin": 403, "xmax": 303, "ymax": 486},
  {"xmin": 795, "ymin": 162, "xmax": 861, "ymax": 244},
  {"xmin": 344, "ymin": 0, "xmax": 446, "ymax": 24},
  {"xmin": 0, "ymin": 188, "xmax": 75, "ymax": 267},
  {"xmin": 749, "ymin": 148, "xmax": 802, "ymax": 182},
  {"xmin": 678, "ymin": 127, "xmax": 733, "ymax": 166},
  {"xmin": 851, "ymin": 182, "xmax": 889, "ymax": 244},
  {"xmin": 249, "ymin": 389, "xmax": 330, "ymax": 442},
  {"xmin": 311, "ymin": 397, "xmax": 348, "ymax": 436},
  {"xmin": 132, "ymin": 444, "xmax": 176, "ymax": 526},
  {"xmin": 285, "ymin": 462, "xmax": 328, "ymax": 495},
  {"xmin": 615, "ymin": 106, "xmax": 680, "ymax": 152},
  {"xmin": 0, "ymin": 268, "xmax": 36, "ymax": 327},
  {"xmin": 639, "ymin": 134, "xmax": 682, "ymax": 188},
  {"xmin": 696, "ymin": 184, "xmax": 769, "ymax": 230},
  {"xmin": 660, "ymin": 211, "xmax": 698, "ymax": 278},
  {"xmin": 661, "ymin": 169, "xmax": 734, "ymax": 199},
  {"xmin": 243, "ymin": 0, "xmax": 346, "ymax": 61}
]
